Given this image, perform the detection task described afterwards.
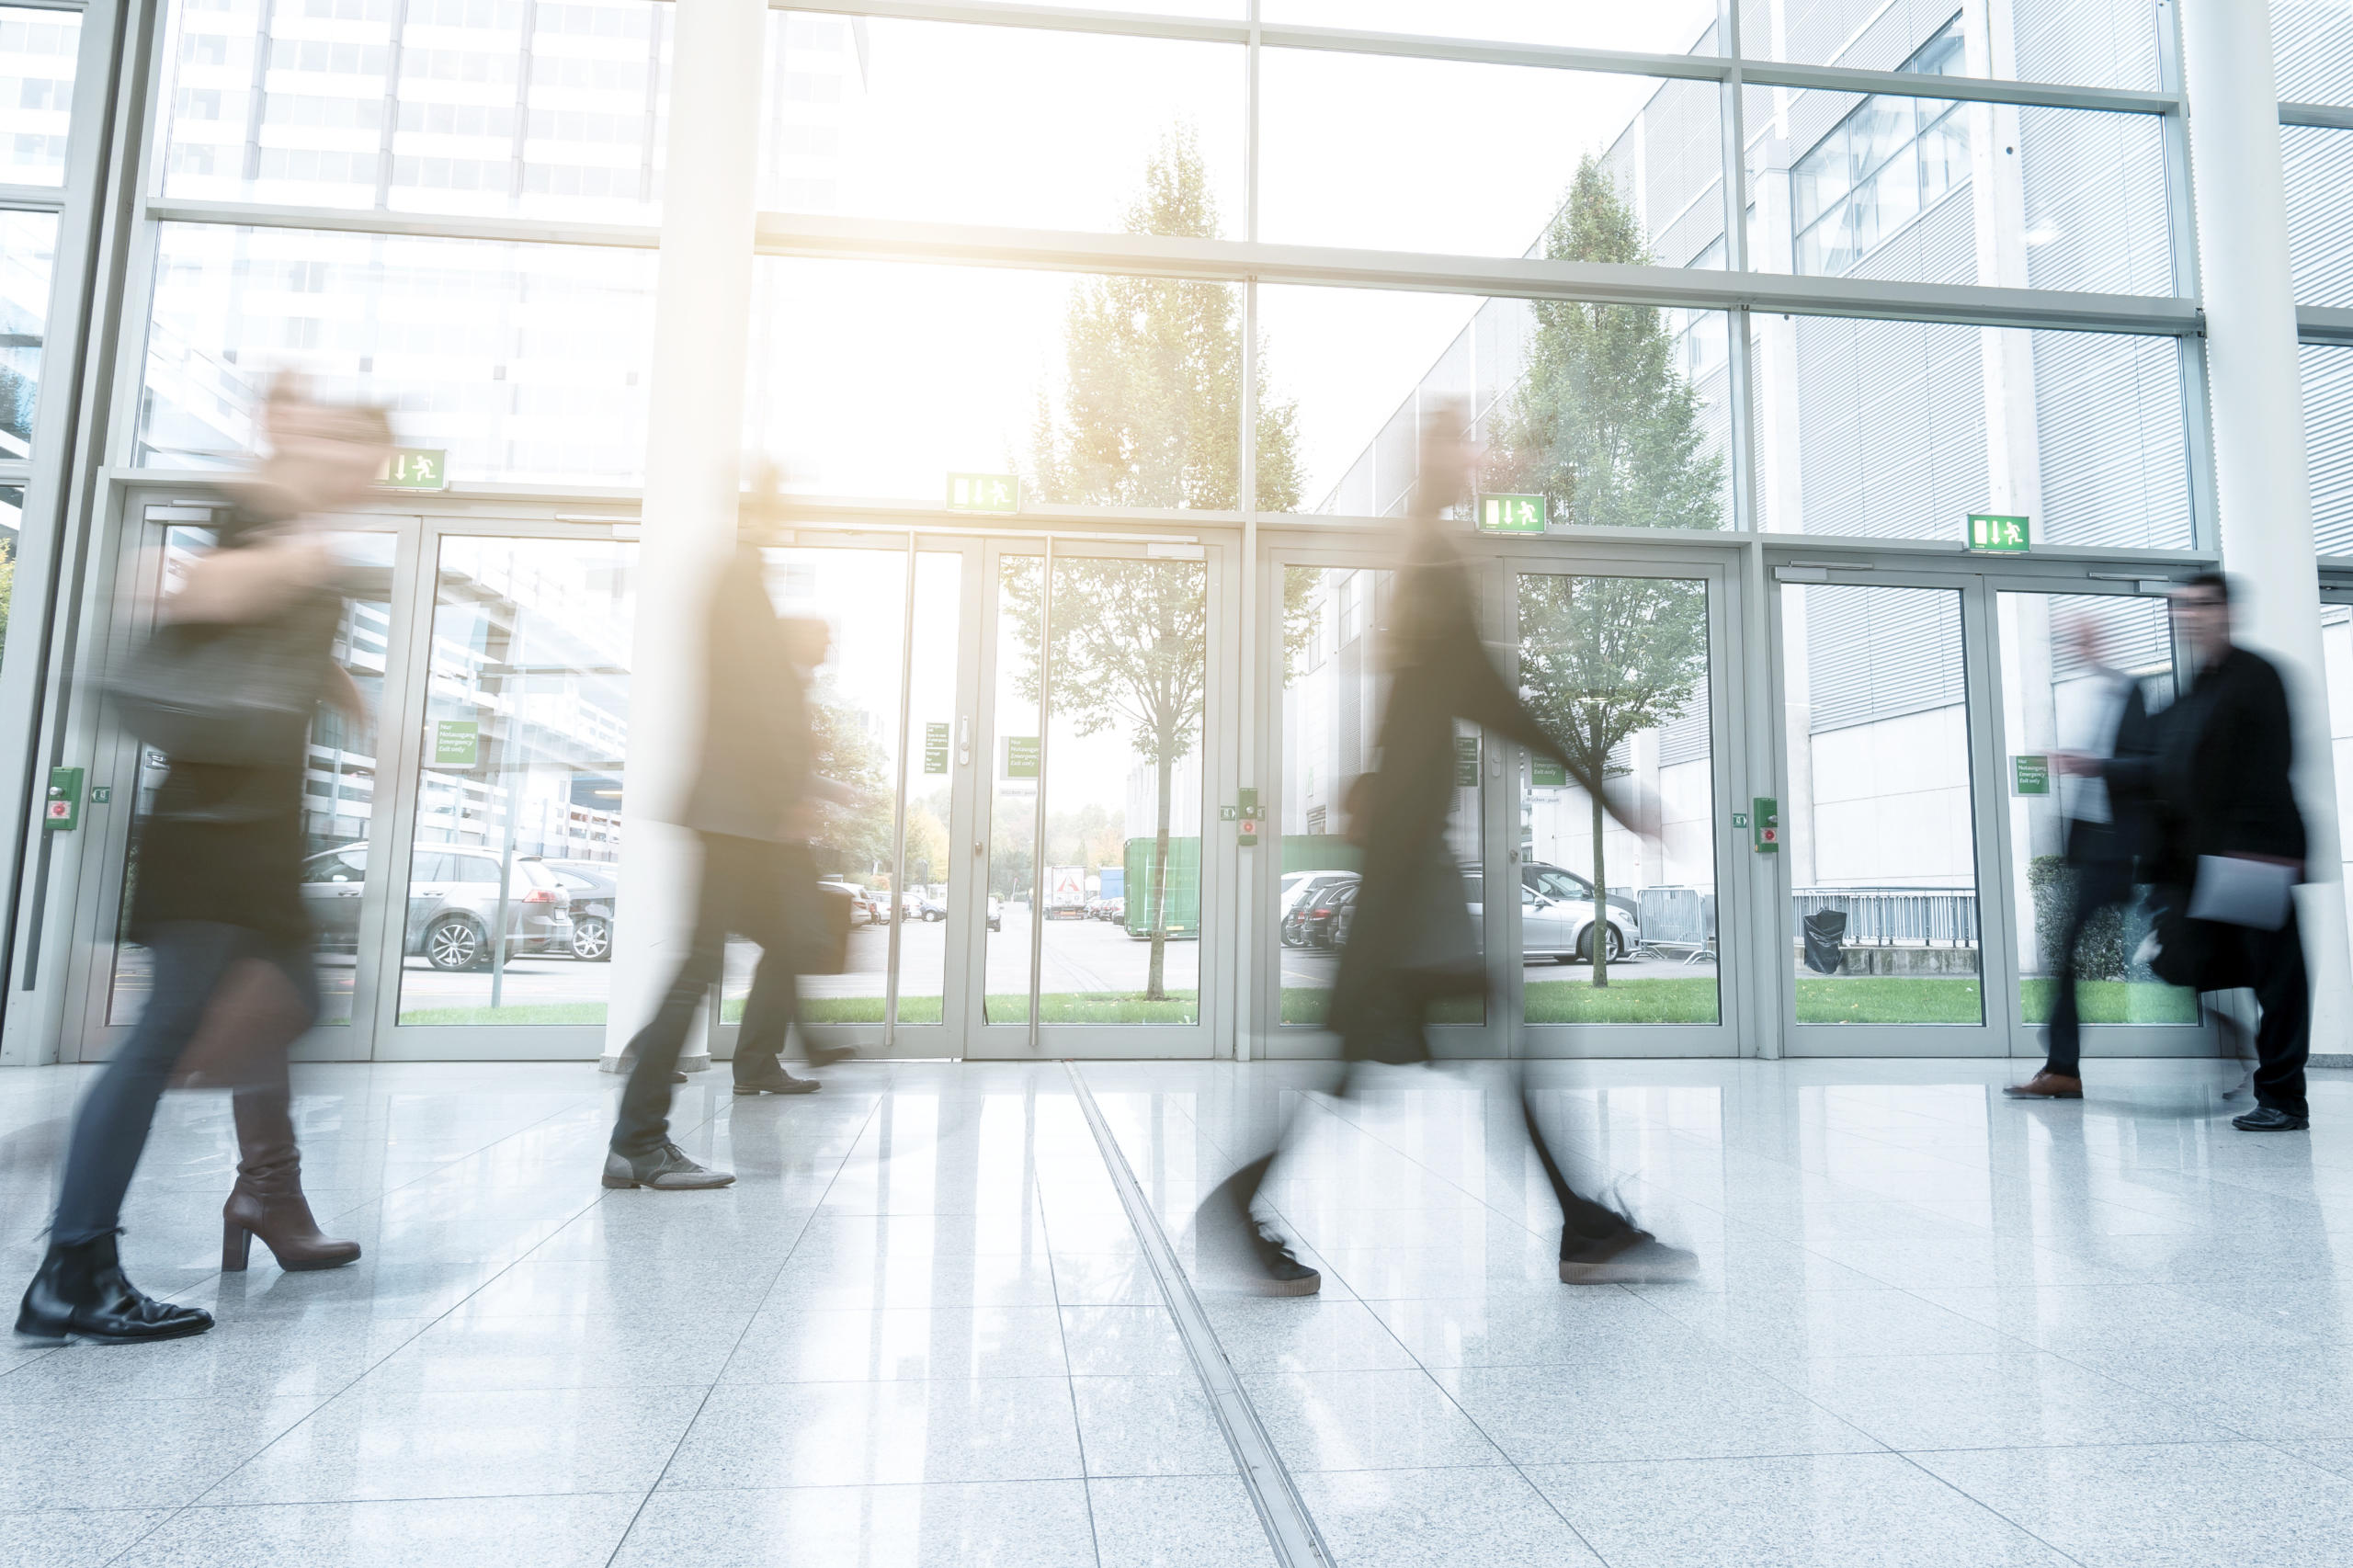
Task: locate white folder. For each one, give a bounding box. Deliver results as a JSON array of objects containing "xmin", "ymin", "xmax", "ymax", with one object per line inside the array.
[{"xmin": 2187, "ymin": 855, "xmax": 2296, "ymax": 932}]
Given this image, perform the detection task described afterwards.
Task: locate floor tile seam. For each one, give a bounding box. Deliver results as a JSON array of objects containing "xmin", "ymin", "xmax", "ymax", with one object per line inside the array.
[
  {"xmin": 1029, "ymin": 1168, "xmax": 1110, "ymax": 1568},
  {"xmin": 1908, "ymin": 1323, "xmax": 2309, "ymax": 1443},
  {"xmin": 1063, "ymin": 1063, "xmax": 1336, "ymax": 1568},
  {"xmin": 596, "ymin": 1085, "xmax": 892, "ymax": 1568}
]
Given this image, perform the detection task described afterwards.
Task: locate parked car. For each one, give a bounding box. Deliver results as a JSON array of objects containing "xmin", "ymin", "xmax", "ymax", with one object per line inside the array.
[
  {"xmin": 1097, "ymin": 896, "xmax": 1124, "ymax": 925},
  {"xmin": 1462, "ymin": 861, "xmax": 1642, "ymax": 964},
  {"xmin": 1287, "ymin": 881, "xmax": 1358, "ymax": 949},
  {"xmin": 1279, "ymin": 871, "xmax": 1358, "ymax": 945},
  {"xmin": 302, "ymin": 844, "xmax": 575, "ymax": 971},
  {"xmin": 917, "ymin": 892, "xmax": 948, "ymax": 922},
  {"xmin": 544, "ymin": 858, "xmax": 619, "ymax": 961},
  {"xmin": 819, "ymin": 878, "xmax": 880, "ymax": 926}
]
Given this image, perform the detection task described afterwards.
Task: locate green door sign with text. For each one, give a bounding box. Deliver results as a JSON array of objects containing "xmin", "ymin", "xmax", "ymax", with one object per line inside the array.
[
  {"xmin": 2012, "ymin": 755, "xmax": 2052, "ymax": 796},
  {"xmin": 1531, "ymin": 756, "xmax": 1567, "ymax": 789},
  {"xmin": 1967, "ymin": 513, "xmax": 2030, "ymax": 552},
  {"xmin": 1480, "ymin": 494, "xmax": 1547, "ymax": 533},
  {"xmin": 1004, "ymin": 735, "xmax": 1040, "ymax": 779},
  {"xmin": 948, "ymin": 473, "xmax": 1020, "ymax": 513},
  {"xmin": 433, "ymin": 719, "xmax": 479, "ymax": 768},
  {"xmin": 1454, "ymin": 735, "xmax": 1481, "ymax": 788},
  {"xmin": 383, "ymin": 449, "xmax": 449, "ymax": 491},
  {"xmin": 924, "ymin": 722, "xmax": 949, "ymax": 775}
]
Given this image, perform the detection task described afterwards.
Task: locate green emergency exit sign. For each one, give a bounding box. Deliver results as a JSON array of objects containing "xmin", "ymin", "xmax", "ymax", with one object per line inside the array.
[
  {"xmin": 1004, "ymin": 735, "xmax": 1040, "ymax": 779},
  {"xmin": 948, "ymin": 473, "xmax": 1019, "ymax": 514},
  {"xmin": 1967, "ymin": 513, "xmax": 2030, "ymax": 551},
  {"xmin": 382, "ymin": 449, "xmax": 449, "ymax": 491},
  {"xmin": 924, "ymin": 722, "xmax": 949, "ymax": 775},
  {"xmin": 2012, "ymin": 755, "xmax": 2052, "ymax": 796},
  {"xmin": 1479, "ymin": 494, "xmax": 1547, "ymax": 533},
  {"xmin": 1531, "ymin": 756, "xmax": 1567, "ymax": 789}
]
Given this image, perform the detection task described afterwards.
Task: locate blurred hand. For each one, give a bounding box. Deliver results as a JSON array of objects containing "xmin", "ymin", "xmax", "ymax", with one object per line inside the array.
[
  {"xmin": 2050, "ymin": 751, "xmax": 2100, "ymax": 777},
  {"xmin": 324, "ymin": 662, "xmax": 367, "ymax": 723}
]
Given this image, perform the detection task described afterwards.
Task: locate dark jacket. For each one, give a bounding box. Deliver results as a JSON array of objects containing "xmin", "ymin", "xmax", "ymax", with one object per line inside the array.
[
  {"xmin": 2063, "ymin": 676, "xmax": 2156, "ymax": 872},
  {"xmin": 1327, "ymin": 525, "xmax": 1598, "ymax": 1062},
  {"xmin": 679, "ymin": 545, "xmax": 813, "ymax": 843},
  {"xmin": 131, "ymin": 506, "xmax": 343, "ymax": 946},
  {"xmin": 2109, "ymin": 643, "xmax": 2304, "ymax": 888}
]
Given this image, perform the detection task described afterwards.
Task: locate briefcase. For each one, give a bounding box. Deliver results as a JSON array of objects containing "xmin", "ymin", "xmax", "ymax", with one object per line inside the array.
[
  {"xmin": 805, "ymin": 881, "xmax": 852, "ymax": 975},
  {"xmin": 2187, "ymin": 855, "xmax": 2295, "ymax": 932}
]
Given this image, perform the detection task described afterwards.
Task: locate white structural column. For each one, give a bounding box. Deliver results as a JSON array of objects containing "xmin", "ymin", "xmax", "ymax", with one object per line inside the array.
[
  {"xmin": 2178, "ymin": 0, "xmax": 2353, "ymax": 1049},
  {"xmin": 601, "ymin": 0, "xmax": 767, "ymax": 1073}
]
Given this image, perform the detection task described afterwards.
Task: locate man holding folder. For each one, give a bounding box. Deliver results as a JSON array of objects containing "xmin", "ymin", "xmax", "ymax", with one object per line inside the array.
[{"xmin": 2052, "ymin": 574, "xmax": 2311, "ymax": 1131}]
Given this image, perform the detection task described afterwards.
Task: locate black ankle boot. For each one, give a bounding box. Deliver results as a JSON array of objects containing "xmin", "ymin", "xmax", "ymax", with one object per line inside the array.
[{"xmin": 15, "ymin": 1233, "xmax": 214, "ymax": 1345}]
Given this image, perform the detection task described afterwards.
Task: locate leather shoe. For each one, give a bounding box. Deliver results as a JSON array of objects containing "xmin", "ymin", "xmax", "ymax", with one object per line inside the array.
[
  {"xmin": 1560, "ymin": 1228, "xmax": 1699, "ymax": 1284},
  {"xmin": 602, "ymin": 1143, "xmax": 734, "ymax": 1188},
  {"xmin": 2233, "ymin": 1107, "xmax": 2309, "ymax": 1131},
  {"xmin": 733, "ymin": 1066, "xmax": 819, "ymax": 1096},
  {"xmin": 2004, "ymin": 1072, "xmax": 2084, "ymax": 1099},
  {"xmin": 16, "ymin": 1233, "xmax": 213, "ymax": 1345}
]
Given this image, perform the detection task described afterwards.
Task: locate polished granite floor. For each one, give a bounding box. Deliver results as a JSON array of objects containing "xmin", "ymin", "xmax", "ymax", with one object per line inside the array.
[{"xmin": 1, "ymin": 1053, "xmax": 2349, "ymax": 1567}]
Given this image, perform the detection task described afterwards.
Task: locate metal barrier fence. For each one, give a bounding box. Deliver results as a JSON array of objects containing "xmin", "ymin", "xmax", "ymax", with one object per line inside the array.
[{"xmin": 1792, "ymin": 887, "xmax": 1979, "ymax": 948}]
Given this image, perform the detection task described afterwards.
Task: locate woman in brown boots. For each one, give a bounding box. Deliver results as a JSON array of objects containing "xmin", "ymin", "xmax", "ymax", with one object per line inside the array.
[{"xmin": 16, "ymin": 385, "xmax": 384, "ymax": 1345}]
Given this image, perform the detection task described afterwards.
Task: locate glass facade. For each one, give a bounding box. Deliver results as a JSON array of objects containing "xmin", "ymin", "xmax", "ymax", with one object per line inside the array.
[{"xmin": 17, "ymin": 0, "xmax": 2351, "ymax": 1067}]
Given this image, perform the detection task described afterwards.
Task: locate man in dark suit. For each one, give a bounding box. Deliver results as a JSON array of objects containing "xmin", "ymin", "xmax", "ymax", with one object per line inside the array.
[
  {"xmin": 603, "ymin": 522, "xmax": 846, "ymax": 1191},
  {"xmin": 2008, "ymin": 617, "xmax": 2160, "ymax": 1099},
  {"xmin": 2055, "ymin": 574, "xmax": 2311, "ymax": 1131}
]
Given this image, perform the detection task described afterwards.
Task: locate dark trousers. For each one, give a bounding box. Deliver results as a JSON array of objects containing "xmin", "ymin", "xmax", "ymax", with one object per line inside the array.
[
  {"xmin": 611, "ymin": 834, "xmax": 807, "ymax": 1157},
  {"xmin": 2043, "ymin": 858, "xmax": 2133, "ymax": 1077},
  {"xmin": 2238, "ymin": 907, "xmax": 2312, "ymax": 1119},
  {"xmin": 52, "ymin": 922, "xmax": 317, "ymax": 1245}
]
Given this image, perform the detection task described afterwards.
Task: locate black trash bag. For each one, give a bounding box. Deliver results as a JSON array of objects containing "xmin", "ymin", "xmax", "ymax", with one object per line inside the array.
[{"xmin": 1802, "ymin": 910, "xmax": 1847, "ymax": 976}]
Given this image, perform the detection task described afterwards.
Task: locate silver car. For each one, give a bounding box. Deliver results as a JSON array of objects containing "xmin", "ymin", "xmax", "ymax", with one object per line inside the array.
[{"xmin": 300, "ymin": 845, "xmax": 575, "ymax": 971}]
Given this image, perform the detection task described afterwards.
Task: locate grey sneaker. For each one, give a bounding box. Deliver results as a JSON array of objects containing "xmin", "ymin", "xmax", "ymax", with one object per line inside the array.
[
  {"xmin": 603, "ymin": 1142, "xmax": 735, "ymax": 1189},
  {"xmin": 1560, "ymin": 1229, "xmax": 1699, "ymax": 1284}
]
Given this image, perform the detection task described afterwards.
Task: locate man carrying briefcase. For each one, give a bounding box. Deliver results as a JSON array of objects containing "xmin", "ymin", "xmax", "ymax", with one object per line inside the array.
[{"xmin": 2056, "ymin": 574, "xmax": 2311, "ymax": 1131}]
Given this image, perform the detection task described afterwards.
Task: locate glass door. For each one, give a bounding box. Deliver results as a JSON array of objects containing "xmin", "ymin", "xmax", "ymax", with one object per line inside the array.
[
  {"xmin": 1990, "ymin": 586, "xmax": 2203, "ymax": 1057},
  {"xmin": 1772, "ymin": 569, "xmax": 2010, "ymax": 1054},
  {"xmin": 966, "ymin": 536, "xmax": 1223, "ymax": 1060},
  {"xmin": 67, "ymin": 495, "xmax": 418, "ymax": 1062},
  {"xmin": 372, "ymin": 527, "xmax": 638, "ymax": 1059},
  {"xmin": 1266, "ymin": 553, "xmax": 1495, "ymax": 1056},
  {"xmin": 714, "ymin": 535, "xmax": 982, "ymax": 1061},
  {"xmin": 1505, "ymin": 556, "xmax": 1737, "ymax": 1057}
]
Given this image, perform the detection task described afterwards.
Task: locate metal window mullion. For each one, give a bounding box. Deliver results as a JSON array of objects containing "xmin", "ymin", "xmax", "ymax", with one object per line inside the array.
[
  {"xmin": 1026, "ymin": 536, "xmax": 1052, "ymax": 1052},
  {"xmin": 882, "ymin": 530, "xmax": 918, "ymax": 1046},
  {"xmin": 143, "ymin": 195, "xmax": 660, "ymax": 248},
  {"xmin": 2153, "ymin": 0, "xmax": 2218, "ymax": 555},
  {"xmin": 750, "ymin": 213, "xmax": 2202, "ymax": 335},
  {"xmin": 2279, "ymin": 101, "xmax": 2353, "ymax": 131},
  {"xmin": 0, "ymin": 0, "xmax": 150, "ymax": 1032},
  {"xmin": 767, "ymin": 0, "xmax": 2178, "ymax": 116}
]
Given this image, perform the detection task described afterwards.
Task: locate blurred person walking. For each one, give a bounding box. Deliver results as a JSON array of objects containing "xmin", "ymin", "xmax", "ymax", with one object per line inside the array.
[
  {"xmin": 1197, "ymin": 409, "xmax": 1696, "ymax": 1294},
  {"xmin": 603, "ymin": 501, "xmax": 848, "ymax": 1192},
  {"xmin": 2007, "ymin": 616, "xmax": 2160, "ymax": 1100},
  {"xmin": 17, "ymin": 384, "xmax": 383, "ymax": 1346},
  {"xmin": 2054, "ymin": 574, "xmax": 2311, "ymax": 1130}
]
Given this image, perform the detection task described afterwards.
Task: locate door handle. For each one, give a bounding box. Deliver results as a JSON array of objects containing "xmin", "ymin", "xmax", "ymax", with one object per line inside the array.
[{"xmin": 973, "ymin": 842, "xmax": 984, "ymax": 856}]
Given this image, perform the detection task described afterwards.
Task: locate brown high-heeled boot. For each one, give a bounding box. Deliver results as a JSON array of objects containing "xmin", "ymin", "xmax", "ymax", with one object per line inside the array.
[{"xmin": 222, "ymin": 1087, "xmax": 360, "ymax": 1272}]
